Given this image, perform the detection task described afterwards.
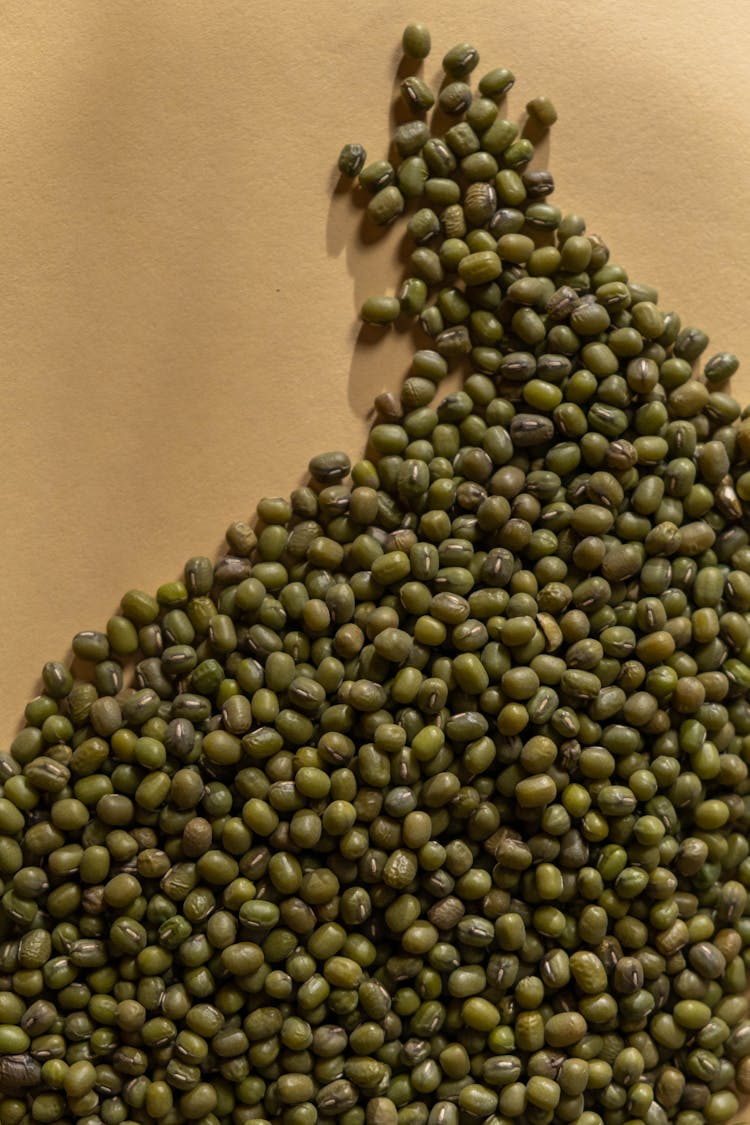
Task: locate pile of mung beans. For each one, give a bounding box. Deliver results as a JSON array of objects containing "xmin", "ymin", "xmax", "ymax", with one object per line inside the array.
[{"xmin": 2, "ymin": 20, "xmax": 750, "ymax": 1125}]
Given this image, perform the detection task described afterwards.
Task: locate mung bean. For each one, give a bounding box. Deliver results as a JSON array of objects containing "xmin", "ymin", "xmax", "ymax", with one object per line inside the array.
[{"xmin": 2, "ymin": 24, "xmax": 749, "ymax": 1125}]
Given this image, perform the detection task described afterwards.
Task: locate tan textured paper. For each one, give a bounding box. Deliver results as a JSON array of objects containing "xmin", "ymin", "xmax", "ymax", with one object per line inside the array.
[{"xmin": 1, "ymin": 0, "xmax": 750, "ymax": 739}]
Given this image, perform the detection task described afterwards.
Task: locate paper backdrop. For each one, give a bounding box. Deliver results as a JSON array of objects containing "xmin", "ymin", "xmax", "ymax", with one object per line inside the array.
[{"xmin": 1, "ymin": 0, "xmax": 749, "ymax": 740}]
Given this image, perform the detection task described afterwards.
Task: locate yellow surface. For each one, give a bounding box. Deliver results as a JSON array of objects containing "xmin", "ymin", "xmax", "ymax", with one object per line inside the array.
[{"xmin": 1, "ymin": 0, "xmax": 750, "ymax": 737}]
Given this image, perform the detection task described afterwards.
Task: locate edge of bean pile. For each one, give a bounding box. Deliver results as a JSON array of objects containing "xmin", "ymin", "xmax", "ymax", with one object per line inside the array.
[{"xmin": 2, "ymin": 20, "xmax": 750, "ymax": 1125}]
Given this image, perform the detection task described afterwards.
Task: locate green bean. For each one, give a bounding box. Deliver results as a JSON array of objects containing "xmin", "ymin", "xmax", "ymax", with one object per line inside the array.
[{"xmin": 4, "ymin": 25, "xmax": 750, "ymax": 1125}]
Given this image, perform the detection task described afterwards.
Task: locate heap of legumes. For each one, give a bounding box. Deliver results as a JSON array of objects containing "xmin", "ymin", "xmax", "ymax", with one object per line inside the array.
[{"xmin": 1, "ymin": 21, "xmax": 750, "ymax": 1125}]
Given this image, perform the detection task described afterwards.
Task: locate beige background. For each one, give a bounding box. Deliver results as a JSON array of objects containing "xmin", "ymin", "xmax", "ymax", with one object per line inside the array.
[{"xmin": 1, "ymin": 0, "xmax": 750, "ymax": 741}]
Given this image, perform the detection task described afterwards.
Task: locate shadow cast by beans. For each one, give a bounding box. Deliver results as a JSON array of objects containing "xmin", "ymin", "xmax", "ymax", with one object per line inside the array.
[
  {"xmin": 326, "ymin": 168, "xmax": 366, "ymax": 258},
  {"xmin": 358, "ymin": 322, "xmax": 393, "ymax": 348},
  {"xmin": 326, "ymin": 54, "xmax": 450, "ymax": 427},
  {"xmin": 396, "ymin": 54, "xmax": 420, "ymax": 82},
  {"xmin": 346, "ymin": 317, "xmax": 416, "ymax": 420},
  {"xmin": 326, "ymin": 129, "xmax": 432, "ymax": 419},
  {"xmin": 358, "ymin": 204, "xmax": 396, "ymax": 248},
  {"xmin": 325, "ymin": 61, "xmax": 559, "ymax": 466},
  {"xmin": 427, "ymin": 70, "xmax": 467, "ymax": 140},
  {"xmin": 522, "ymin": 116, "xmax": 551, "ymax": 169},
  {"xmin": 390, "ymin": 92, "xmax": 419, "ymax": 134}
]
